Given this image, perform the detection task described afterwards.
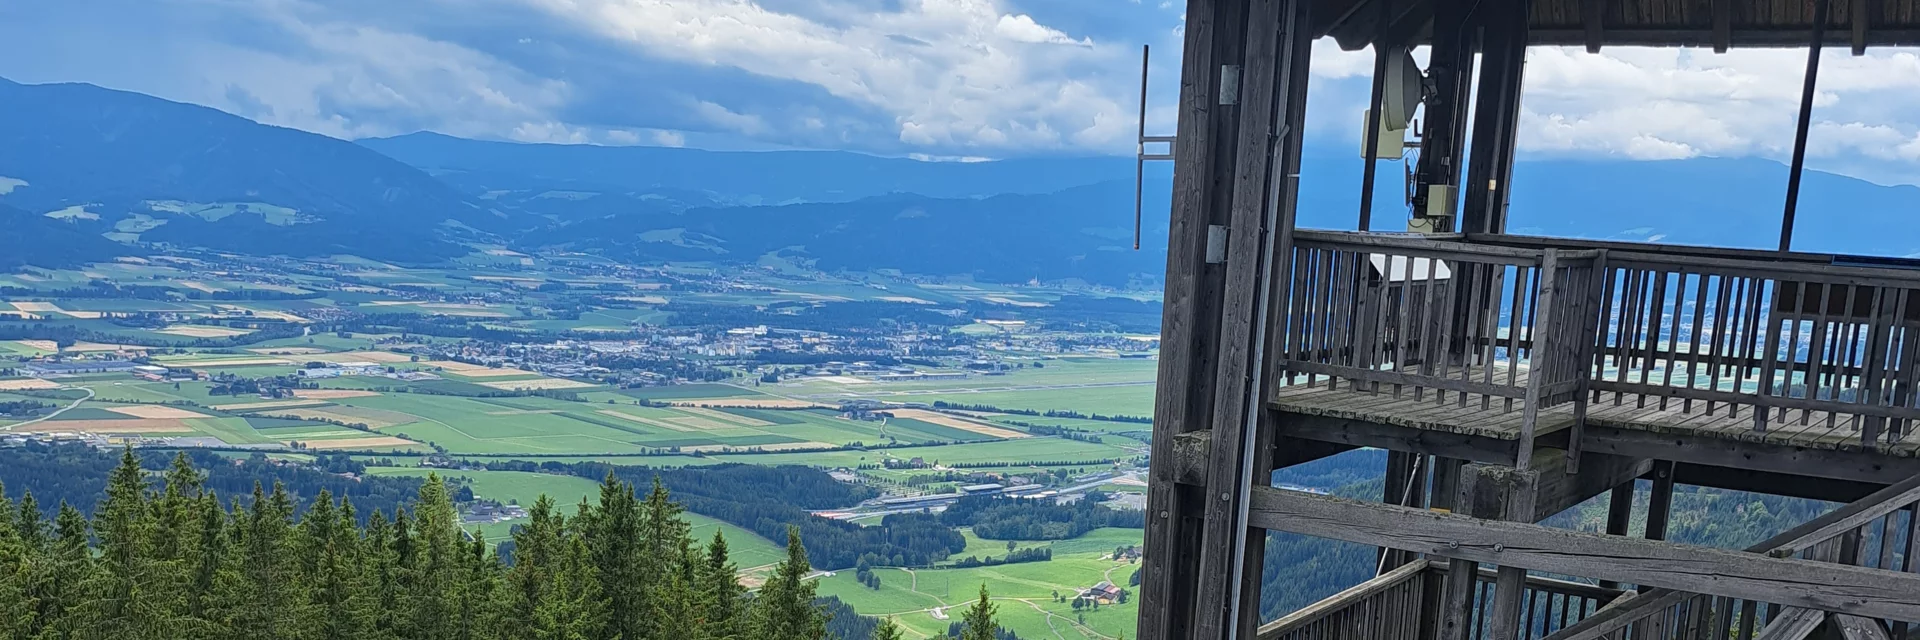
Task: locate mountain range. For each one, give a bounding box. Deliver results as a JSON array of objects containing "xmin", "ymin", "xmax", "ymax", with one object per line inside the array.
[{"xmin": 1, "ymin": 76, "xmax": 1917, "ymax": 285}]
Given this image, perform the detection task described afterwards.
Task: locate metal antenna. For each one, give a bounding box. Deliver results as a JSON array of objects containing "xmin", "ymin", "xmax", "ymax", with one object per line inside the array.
[{"xmin": 1135, "ymin": 44, "xmax": 1175, "ymax": 251}]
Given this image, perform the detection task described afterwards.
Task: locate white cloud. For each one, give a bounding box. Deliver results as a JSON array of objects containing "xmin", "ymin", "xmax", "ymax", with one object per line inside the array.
[
  {"xmin": 520, "ymin": 0, "xmax": 1129, "ymax": 152},
  {"xmin": 994, "ymin": 14, "xmax": 1092, "ymax": 46},
  {"xmin": 651, "ymin": 129, "xmax": 688, "ymax": 147},
  {"xmin": 694, "ymin": 100, "xmax": 769, "ymax": 135},
  {"xmin": 1511, "ymin": 46, "xmax": 1920, "ymax": 169}
]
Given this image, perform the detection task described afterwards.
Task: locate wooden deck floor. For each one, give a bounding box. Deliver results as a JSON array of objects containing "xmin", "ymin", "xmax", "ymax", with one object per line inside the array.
[{"xmin": 1270, "ymin": 365, "xmax": 1920, "ymax": 458}]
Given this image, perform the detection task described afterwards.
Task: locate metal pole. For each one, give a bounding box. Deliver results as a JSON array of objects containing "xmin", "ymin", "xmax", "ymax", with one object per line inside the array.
[
  {"xmin": 1357, "ymin": 0, "xmax": 1392, "ymax": 232},
  {"xmin": 1136, "ymin": 45, "xmax": 1151, "ymax": 251},
  {"xmin": 1358, "ymin": 52, "xmax": 1388, "ymax": 232},
  {"xmin": 1780, "ymin": 0, "xmax": 1830, "ymax": 253}
]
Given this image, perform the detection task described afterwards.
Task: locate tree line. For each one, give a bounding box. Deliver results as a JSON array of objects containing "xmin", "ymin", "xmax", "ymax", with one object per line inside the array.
[
  {"xmin": 473, "ymin": 461, "xmax": 965, "ymax": 571},
  {"xmin": 939, "ymin": 494, "xmax": 1144, "ymax": 541},
  {"xmin": 0, "ymin": 444, "xmax": 424, "ymax": 524},
  {"xmin": 0, "ymin": 449, "xmax": 1012, "ymax": 640}
]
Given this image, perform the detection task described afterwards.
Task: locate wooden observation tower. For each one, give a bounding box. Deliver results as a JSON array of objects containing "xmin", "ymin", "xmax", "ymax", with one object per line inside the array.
[{"xmin": 1136, "ymin": 0, "xmax": 1920, "ymax": 638}]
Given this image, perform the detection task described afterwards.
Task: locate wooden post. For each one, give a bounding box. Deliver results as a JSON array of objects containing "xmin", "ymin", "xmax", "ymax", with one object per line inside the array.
[
  {"xmin": 1135, "ymin": 0, "xmax": 1242, "ymax": 633},
  {"xmin": 1442, "ymin": 463, "xmax": 1540, "ymax": 640},
  {"xmin": 1598, "ymin": 482, "xmax": 1635, "ymax": 590},
  {"xmin": 1647, "ymin": 460, "xmax": 1676, "ymax": 542},
  {"xmin": 1461, "ymin": 0, "xmax": 1530, "ymax": 235},
  {"xmin": 1191, "ymin": 0, "xmax": 1314, "ymax": 636}
]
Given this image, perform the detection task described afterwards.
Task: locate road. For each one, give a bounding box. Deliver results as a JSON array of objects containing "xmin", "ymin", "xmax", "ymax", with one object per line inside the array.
[{"xmin": 2, "ymin": 385, "xmax": 93, "ymax": 432}]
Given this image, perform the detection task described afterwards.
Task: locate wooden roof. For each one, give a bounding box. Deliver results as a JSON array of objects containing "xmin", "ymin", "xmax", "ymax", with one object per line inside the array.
[{"xmin": 1316, "ymin": 0, "xmax": 1920, "ymax": 51}]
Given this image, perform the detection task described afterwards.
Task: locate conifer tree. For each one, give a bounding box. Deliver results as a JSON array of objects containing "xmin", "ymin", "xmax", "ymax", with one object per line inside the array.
[
  {"xmin": 959, "ymin": 585, "xmax": 999, "ymax": 640},
  {"xmin": 700, "ymin": 529, "xmax": 745, "ymax": 639},
  {"xmin": 532, "ymin": 533, "xmax": 604, "ymax": 640},
  {"xmin": 869, "ymin": 617, "xmax": 905, "ymax": 640},
  {"xmin": 752, "ymin": 527, "xmax": 826, "ymax": 640},
  {"xmin": 586, "ymin": 474, "xmax": 644, "ymax": 640},
  {"xmin": 33, "ymin": 503, "xmax": 93, "ymax": 640},
  {"xmin": 0, "ymin": 482, "xmax": 36, "ymax": 640},
  {"xmin": 364, "ymin": 509, "xmax": 404, "ymax": 639},
  {"xmin": 501, "ymin": 496, "xmax": 561, "ymax": 640},
  {"xmin": 409, "ymin": 475, "xmax": 465, "ymax": 640},
  {"xmin": 223, "ymin": 483, "xmax": 306, "ymax": 639},
  {"xmin": 82, "ymin": 447, "xmax": 170, "ymax": 640}
]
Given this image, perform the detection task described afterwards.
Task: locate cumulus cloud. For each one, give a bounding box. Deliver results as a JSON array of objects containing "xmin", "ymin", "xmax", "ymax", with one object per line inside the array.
[
  {"xmin": 519, "ymin": 0, "xmax": 1130, "ymax": 152},
  {"xmin": 994, "ymin": 14, "xmax": 1093, "ymax": 46}
]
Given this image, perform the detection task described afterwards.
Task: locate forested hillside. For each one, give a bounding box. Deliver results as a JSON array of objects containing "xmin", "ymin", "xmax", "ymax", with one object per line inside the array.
[
  {"xmin": 478, "ymin": 459, "xmax": 966, "ymax": 570},
  {"xmin": 0, "ymin": 443, "xmax": 423, "ymax": 522},
  {"xmin": 0, "ymin": 449, "xmax": 1032, "ymax": 640}
]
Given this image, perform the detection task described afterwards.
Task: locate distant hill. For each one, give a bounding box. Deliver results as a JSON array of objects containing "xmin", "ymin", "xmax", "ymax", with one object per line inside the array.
[
  {"xmin": 0, "ymin": 78, "xmax": 520, "ymax": 262},
  {"xmin": 359, "ymin": 132, "xmax": 1135, "ymax": 205},
  {"xmin": 519, "ymin": 179, "xmax": 1172, "ymax": 286},
  {"xmin": 4, "ymin": 76, "xmax": 1918, "ymax": 279},
  {"xmin": 0, "ymin": 202, "xmax": 135, "ymax": 270}
]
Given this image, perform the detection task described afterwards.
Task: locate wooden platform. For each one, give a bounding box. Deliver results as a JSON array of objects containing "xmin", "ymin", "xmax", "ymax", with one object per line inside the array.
[{"xmin": 1271, "ymin": 364, "xmax": 1920, "ymax": 459}]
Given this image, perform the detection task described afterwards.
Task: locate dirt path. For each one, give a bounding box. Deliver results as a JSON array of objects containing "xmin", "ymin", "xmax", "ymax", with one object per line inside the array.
[{"xmin": 3, "ymin": 386, "xmax": 93, "ymax": 431}]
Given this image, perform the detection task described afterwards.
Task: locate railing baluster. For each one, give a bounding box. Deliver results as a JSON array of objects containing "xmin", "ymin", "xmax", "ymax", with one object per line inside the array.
[
  {"xmin": 1706, "ymin": 273, "xmax": 1734, "ymax": 415},
  {"xmin": 1780, "ymin": 281, "xmax": 1807, "ymax": 423}
]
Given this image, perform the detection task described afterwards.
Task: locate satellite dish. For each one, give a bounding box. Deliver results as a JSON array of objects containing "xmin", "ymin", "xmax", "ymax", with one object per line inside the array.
[{"xmin": 1380, "ymin": 47, "xmax": 1422, "ymax": 130}]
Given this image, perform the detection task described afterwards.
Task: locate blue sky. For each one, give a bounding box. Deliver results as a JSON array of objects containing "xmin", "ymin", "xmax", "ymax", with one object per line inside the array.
[{"xmin": 5, "ymin": 0, "xmax": 1920, "ymax": 184}]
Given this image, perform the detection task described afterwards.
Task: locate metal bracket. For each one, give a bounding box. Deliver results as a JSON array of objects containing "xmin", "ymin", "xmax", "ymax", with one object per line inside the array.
[
  {"xmin": 1205, "ymin": 225, "xmax": 1229, "ymax": 264},
  {"xmin": 1219, "ymin": 64, "xmax": 1242, "ymax": 106}
]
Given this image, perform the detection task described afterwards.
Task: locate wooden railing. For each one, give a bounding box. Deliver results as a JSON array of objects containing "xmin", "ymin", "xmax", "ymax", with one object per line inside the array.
[
  {"xmin": 1257, "ymin": 559, "xmax": 1623, "ymax": 640},
  {"xmin": 1275, "ymin": 230, "xmax": 1604, "ymax": 466},
  {"xmin": 1278, "ymin": 230, "xmax": 1920, "ymax": 450},
  {"xmin": 1258, "ymin": 559, "xmax": 1432, "ymax": 639},
  {"xmin": 1591, "ymin": 250, "xmax": 1920, "ymax": 447}
]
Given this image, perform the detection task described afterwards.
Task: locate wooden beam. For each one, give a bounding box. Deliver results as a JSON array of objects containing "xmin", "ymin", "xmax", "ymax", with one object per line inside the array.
[
  {"xmin": 1191, "ymin": 0, "xmax": 1303, "ymax": 634},
  {"xmin": 1576, "ymin": 423, "xmax": 1920, "ymax": 487},
  {"xmin": 1671, "ymin": 462, "xmax": 1881, "ymax": 503},
  {"xmin": 1712, "ymin": 0, "xmax": 1732, "ymax": 52},
  {"xmin": 1645, "ymin": 460, "xmax": 1675, "ymax": 541},
  {"xmin": 1246, "ymin": 487, "xmax": 1920, "ymax": 621},
  {"xmin": 1756, "ymin": 608, "xmax": 1827, "ymax": 640},
  {"xmin": 1853, "ymin": 0, "xmax": 1871, "ymax": 55},
  {"xmin": 1582, "ymin": 0, "xmax": 1607, "ymax": 52},
  {"xmin": 1596, "ymin": 483, "xmax": 1634, "ymax": 590},
  {"xmin": 1764, "ymin": 471, "xmax": 1920, "ymax": 558},
  {"xmin": 1135, "ymin": 0, "xmax": 1236, "ymax": 631},
  {"xmin": 1167, "ymin": 431, "xmax": 1356, "ymax": 486},
  {"xmin": 1529, "ymin": 449, "xmax": 1651, "ymax": 523},
  {"xmin": 1455, "ymin": 465, "xmax": 1539, "ymax": 640},
  {"xmin": 1834, "ymin": 614, "xmax": 1893, "ymax": 640},
  {"xmin": 1274, "ymin": 410, "xmax": 1521, "ymax": 466}
]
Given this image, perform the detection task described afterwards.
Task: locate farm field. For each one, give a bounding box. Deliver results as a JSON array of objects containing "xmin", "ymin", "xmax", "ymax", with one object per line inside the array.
[
  {"xmin": 2, "ymin": 252, "xmax": 1164, "ymax": 635},
  {"xmin": 817, "ymin": 527, "xmax": 1144, "ymax": 640}
]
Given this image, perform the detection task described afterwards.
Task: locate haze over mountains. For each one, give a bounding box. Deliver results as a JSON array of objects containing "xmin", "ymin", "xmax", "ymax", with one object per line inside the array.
[{"xmin": 2, "ymin": 76, "xmax": 1917, "ymax": 284}]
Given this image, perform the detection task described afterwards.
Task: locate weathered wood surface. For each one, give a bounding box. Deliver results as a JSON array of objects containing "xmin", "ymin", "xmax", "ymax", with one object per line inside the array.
[
  {"xmin": 1247, "ymin": 486, "xmax": 1920, "ymax": 622},
  {"xmin": 1544, "ymin": 472, "xmax": 1920, "ymax": 639},
  {"xmin": 1764, "ymin": 471, "xmax": 1920, "ymax": 558},
  {"xmin": 1834, "ymin": 614, "xmax": 1894, "ymax": 640},
  {"xmin": 1755, "ymin": 608, "xmax": 1827, "ymax": 640},
  {"xmin": 1191, "ymin": 0, "xmax": 1309, "ymax": 632},
  {"xmin": 1135, "ymin": 0, "xmax": 1234, "ymax": 632},
  {"xmin": 1257, "ymin": 559, "xmax": 1431, "ymax": 638},
  {"xmin": 1272, "ymin": 361, "xmax": 1920, "ymax": 457}
]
